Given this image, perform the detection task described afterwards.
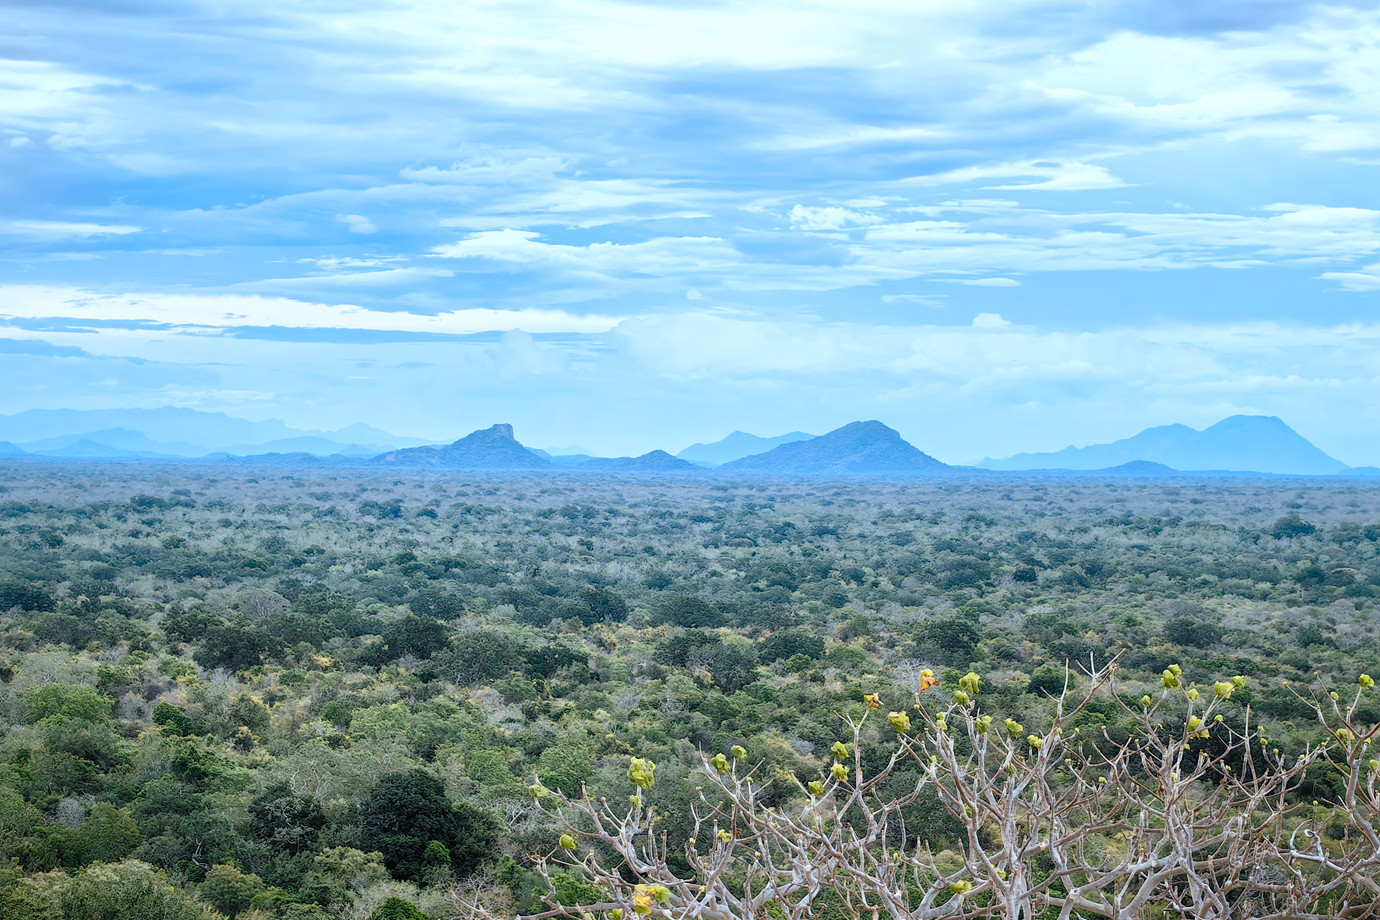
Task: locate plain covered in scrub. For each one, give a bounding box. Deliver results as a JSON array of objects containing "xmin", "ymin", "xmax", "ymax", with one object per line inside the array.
[{"xmin": 1, "ymin": 462, "xmax": 1379, "ymax": 919}]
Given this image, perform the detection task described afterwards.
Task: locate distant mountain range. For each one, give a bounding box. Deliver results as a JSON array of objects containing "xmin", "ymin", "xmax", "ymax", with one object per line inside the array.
[
  {"xmin": 0, "ymin": 407, "xmax": 431, "ymax": 458},
  {"xmin": 380, "ymin": 428, "xmax": 707, "ymax": 473},
  {"xmin": 530, "ymin": 449, "xmax": 598, "ymax": 467},
  {"xmin": 376, "ymin": 424, "xmax": 552, "ymax": 469},
  {"xmin": 722, "ymin": 420, "xmax": 948, "ymax": 475},
  {"xmin": 979, "ymin": 415, "xmax": 1348, "ymax": 476},
  {"xmin": 578, "ymin": 450, "xmax": 699, "ymax": 473},
  {"xmin": 676, "ymin": 431, "xmax": 815, "ymax": 466},
  {"xmin": 0, "ymin": 409, "xmax": 1368, "ymax": 477},
  {"xmin": 373, "ymin": 421, "xmax": 949, "ymax": 475},
  {"xmin": 1098, "ymin": 460, "xmax": 1179, "ymax": 477}
]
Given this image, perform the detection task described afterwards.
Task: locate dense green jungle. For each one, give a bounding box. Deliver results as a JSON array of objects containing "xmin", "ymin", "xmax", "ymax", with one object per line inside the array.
[{"xmin": 1, "ymin": 461, "xmax": 1379, "ymax": 920}]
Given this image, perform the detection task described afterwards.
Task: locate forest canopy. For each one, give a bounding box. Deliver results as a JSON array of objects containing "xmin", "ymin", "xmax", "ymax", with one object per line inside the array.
[{"xmin": 1, "ymin": 462, "xmax": 1379, "ymax": 918}]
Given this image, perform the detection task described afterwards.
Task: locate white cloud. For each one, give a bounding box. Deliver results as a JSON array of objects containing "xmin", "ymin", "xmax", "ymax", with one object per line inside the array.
[
  {"xmin": 299, "ymin": 255, "xmax": 405, "ymax": 270},
  {"xmin": 0, "ymin": 220, "xmax": 142, "ymax": 238},
  {"xmin": 408, "ymin": 198, "xmax": 1380, "ymax": 298},
  {"xmin": 932, "ymin": 277, "xmax": 1021, "ymax": 287},
  {"xmin": 336, "ymin": 214, "xmax": 377, "ymax": 234},
  {"xmin": 1318, "ymin": 263, "xmax": 1380, "ymax": 291},
  {"xmin": 909, "ymin": 161, "xmax": 1128, "ymax": 191},
  {"xmin": 789, "ymin": 205, "xmax": 876, "ymax": 230},
  {"xmin": 0, "ymin": 58, "xmax": 133, "ymax": 121},
  {"xmin": 759, "ymin": 124, "xmax": 947, "ymax": 152},
  {"xmin": 400, "ymin": 156, "xmax": 571, "ymax": 185},
  {"xmin": 612, "ymin": 312, "xmax": 1380, "ymax": 391},
  {"xmin": 989, "ymin": 163, "xmax": 1128, "ymax": 192},
  {"xmin": 0, "ymin": 285, "xmax": 623, "ymax": 335},
  {"xmin": 431, "ymin": 230, "xmax": 740, "ymax": 278},
  {"xmin": 881, "ymin": 293, "xmax": 946, "ymax": 305},
  {"xmin": 235, "ymin": 267, "xmax": 453, "ymax": 288},
  {"xmin": 858, "ymin": 201, "xmax": 1380, "ymax": 277}
]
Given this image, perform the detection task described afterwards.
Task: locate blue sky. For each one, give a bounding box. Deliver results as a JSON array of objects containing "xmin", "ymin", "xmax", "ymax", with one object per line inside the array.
[{"xmin": 3, "ymin": 0, "xmax": 1380, "ymax": 463}]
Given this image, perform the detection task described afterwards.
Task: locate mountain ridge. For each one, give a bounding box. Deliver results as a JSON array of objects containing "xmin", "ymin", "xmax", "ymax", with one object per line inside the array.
[
  {"xmin": 577, "ymin": 450, "xmax": 699, "ymax": 473},
  {"xmin": 0, "ymin": 411, "xmax": 1363, "ymax": 475},
  {"xmin": 375, "ymin": 423, "xmax": 552, "ymax": 469},
  {"xmin": 721, "ymin": 420, "xmax": 949, "ymax": 476},
  {"xmin": 979, "ymin": 415, "xmax": 1347, "ymax": 475},
  {"xmin": 0, "ymin": 407, "xmax": 429, "ymax": 457},
  {"xmin": 677, "ymin": 430, "xmax": 816, "ymax": 466}
]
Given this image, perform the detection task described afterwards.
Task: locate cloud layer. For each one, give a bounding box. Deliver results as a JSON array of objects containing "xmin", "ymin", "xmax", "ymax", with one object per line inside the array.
[{"xmin": 2, "ymin": 0, "xmax": 1379, "ymax": 460}]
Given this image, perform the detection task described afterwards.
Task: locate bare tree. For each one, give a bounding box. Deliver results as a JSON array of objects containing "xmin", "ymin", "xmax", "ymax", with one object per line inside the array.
[{"xmin": 454, "ymin": 662, "xmax": 1380, "ymax": 920}]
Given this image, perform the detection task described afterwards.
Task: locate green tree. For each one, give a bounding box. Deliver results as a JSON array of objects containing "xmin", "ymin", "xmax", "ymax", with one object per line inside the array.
[
  {"xmin": 911, "ymin": 614, "xmax": 982, "ymax": 666},
  {"xmin": 757, "ymin": 629, "xmax": 825, "ymax": 663},
  {"xmin": 537, "ymin": 741, "xmax": 595, "ymax": 795},
  {"xmin": 0, "ymin": 580, "xmax": 55, "ymax": 612},
  {"xmin": 69, "ymin": 803, "xmax": 142, "ymax": 865},
  {"xmin": 360, "ymin": 769, "xmax": 497, "ymax": 881},
  {"xmin": 654, "ymin": 595, "xmax": 724, "ymax": 628},
  {"xmin": 152, "ymin": 702, "xmax": 207, "ymax": 737},
  {"xmin": 1024, "ymin": 665, "xmax": 1076, "ymax": 698},
  {"xmin": 579, "ymin": 587, "xmax": 628, "ymax": 623},
  {"xmin": 248, "ymin": 783, "xmax": 325, "ymax": 854},
  {"xmin": 425, "ymin": 629, "xmax": 524, "ymax": 685},
  {"xmin": 1270, "ymin": 513, "xmax": 1317, "ymax": 538},
  {"xmin": 21, "ymin": 684, "xmax": 113, "ymax": 725},
  {"xmin": 1163, "ymin": 617, "xmax": 1222, "ymax": 647},
  {"xmin": 2, "ymin": 859, "xmax": 221, "ymax": 920},
  {"xmin": 0, "ymin": 787, "xmax": 41, "ymax": 861},
  {"xmin": 194, "ymin": 616, "xmax": 279, "ymax": 672},
  {"xmin": 380, "ymin": 615, "xmax": 452, "ymax": 661},
  {"xmin": 200, "ymin": 864, "xmax": 266, "ymax": 917},
  {"xmin": 369, "ymin": 897, "xmax": 428, "ymax": 920}
]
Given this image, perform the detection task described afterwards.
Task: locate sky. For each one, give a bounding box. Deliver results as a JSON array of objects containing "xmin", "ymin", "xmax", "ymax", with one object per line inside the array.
[{"xmin": 3, "ymin": 0, "xmax": 1380, "ymax": 464}]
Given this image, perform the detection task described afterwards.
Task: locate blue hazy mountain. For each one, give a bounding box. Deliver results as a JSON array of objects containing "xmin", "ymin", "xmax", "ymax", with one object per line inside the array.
[
  {"xmin": 577, "ymin": 450, "xmax": 699, "ymax": 473},
  {"xmin": 374, "ymin": 423, "xmax": 552, "ymax": 469},
  {"xmin": 979, "ymin": 416, "xmax": 1348, "ymax": 475},
  {"xmin": 21, "ymin": 427, "xmax": 215, "ymax": 457},
  {"xmin": 1096, "ymin": 460, "xmax": 1180, "ymax": 477},
  {"xmin": 677, "ymin": 430, "xmax": 815, "ymax": 466},
  {"xmin": 530, "ymin": 449, "xmax": 598, "ymax": 467},
  {"xmin": 242, "ymin": 436, "xmax": 394, "ymax": 457},
  {"xmin": 33, "ymin": 438, "xmax": 176, "ymax": 459},
  {"xmin": 224, "ymin": 451, "xmax": 326, "ymax": 465},
  {"xmin": 0, "ymin": 408, "xmax": 428, "ymax": 457},
  {"xmin": 721, "ymin": 420, "xmax": 948, "ymax": 475},
  {"xmin": 0, "ymin": 441, "xmax": 26, "ymax": 455}
]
